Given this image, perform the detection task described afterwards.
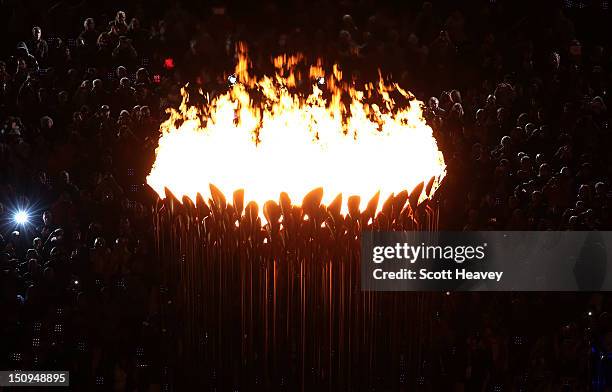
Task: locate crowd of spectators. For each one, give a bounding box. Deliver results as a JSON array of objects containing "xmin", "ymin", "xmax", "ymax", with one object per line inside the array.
[{"xmin": 0, "ymin": 0, "xmax": 611, "ymax": 389}]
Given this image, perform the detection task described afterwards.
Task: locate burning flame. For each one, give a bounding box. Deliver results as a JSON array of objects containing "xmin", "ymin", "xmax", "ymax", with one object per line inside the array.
[{"xmin": 147, "ymin": 44, "xmax": 446, "ymax": 216}]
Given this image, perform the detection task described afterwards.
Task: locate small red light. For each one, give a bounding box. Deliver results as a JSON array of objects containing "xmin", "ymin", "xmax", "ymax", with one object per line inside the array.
[{"xmin": 164, "ymin": 58, "xmax": 175, "ymax": 70}]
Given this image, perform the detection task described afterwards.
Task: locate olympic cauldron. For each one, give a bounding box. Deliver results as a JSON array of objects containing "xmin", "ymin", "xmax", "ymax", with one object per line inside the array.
[{"xmin": 149, "ymin": 45, "xmax": 447, "ymax": 390}]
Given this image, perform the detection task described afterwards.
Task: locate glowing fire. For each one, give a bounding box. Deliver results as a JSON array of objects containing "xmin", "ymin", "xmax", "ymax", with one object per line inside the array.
[{"xmin": 147, "ymin": 44, "xmax": 446, "ymax": 216}]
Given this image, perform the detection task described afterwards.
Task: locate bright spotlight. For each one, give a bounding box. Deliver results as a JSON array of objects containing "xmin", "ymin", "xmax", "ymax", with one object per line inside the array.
[
  {"xmin": 228, "ymin": 74, "xmax": 237, "ymax": 85},
  {"xmin": 317, "ymin": 77, "xmax": 325, "ymax": 85},
  {"xmin": 14, "ymin": 211, "xmax": 29, "ymax": 225}
]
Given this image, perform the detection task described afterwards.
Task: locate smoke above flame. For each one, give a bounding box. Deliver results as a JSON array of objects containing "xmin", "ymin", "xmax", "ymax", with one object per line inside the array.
[{"xmin": 147, "ymin": 44, "xmax": 446, "ymax": 217}]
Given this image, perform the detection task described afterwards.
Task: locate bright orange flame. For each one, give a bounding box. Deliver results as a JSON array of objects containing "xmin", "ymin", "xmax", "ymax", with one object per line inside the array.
[{"xmin": 147, "ymin": 44, "xmax": 446, "ymax": 216}]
